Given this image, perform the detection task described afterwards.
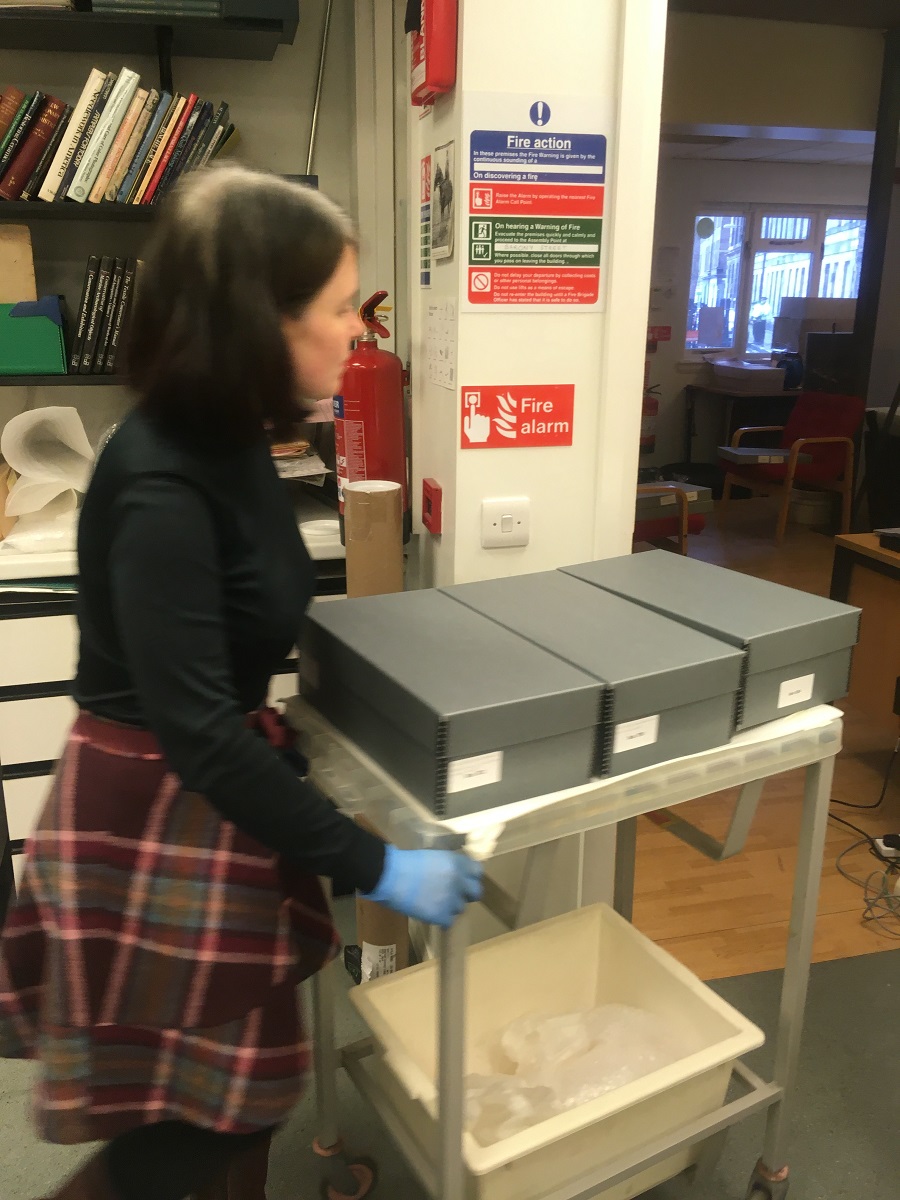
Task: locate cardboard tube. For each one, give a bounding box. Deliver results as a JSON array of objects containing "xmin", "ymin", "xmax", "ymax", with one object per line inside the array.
[
  {"xmin": 343, "ymin": 480, "xmax": 403, "ymax": 599},
  {"xmin": 343, "ymin": 479, "xmax": 409, "ymax": 978}
]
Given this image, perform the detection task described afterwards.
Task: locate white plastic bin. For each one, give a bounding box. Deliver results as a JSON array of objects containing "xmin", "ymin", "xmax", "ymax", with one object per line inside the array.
[{"xmin": 351, "ymin": 904, "xmax": 764, "ymax": 1200}]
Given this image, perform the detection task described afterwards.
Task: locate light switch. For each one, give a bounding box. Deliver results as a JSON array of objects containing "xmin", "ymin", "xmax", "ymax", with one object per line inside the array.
[{"xmin": 481, "ymin": 497, "xmax": 530, "ymax": 548}]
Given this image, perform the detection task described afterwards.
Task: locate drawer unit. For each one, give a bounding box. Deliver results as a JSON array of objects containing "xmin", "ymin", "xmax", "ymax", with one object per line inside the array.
[
  {"xmin": 3, "ymin": 773, "xmax": 53, "ymax": 842},
  {"xmin": 0, "ymin": 613, "xmax": 78, "ymax": 689},
  {"xmin": 0, "ymin": 693, "xmax": 76, "ymax": 768}
]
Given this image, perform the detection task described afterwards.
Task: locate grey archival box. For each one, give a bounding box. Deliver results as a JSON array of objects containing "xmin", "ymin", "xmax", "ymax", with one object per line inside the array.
[
  {"xmin": 561, "ymin": 551, "xmax": 860, "ymax": 729},
  {"xmin": 300, "ymin": 590, "xmax": 602, "ymax": 818},
  {"xmin": 441, "ymin": 572, "xmax": 744, "ymax": 775}
]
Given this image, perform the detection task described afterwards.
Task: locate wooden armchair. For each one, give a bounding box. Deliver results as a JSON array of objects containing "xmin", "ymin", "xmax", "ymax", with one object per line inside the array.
[{"xmin": 719, "ymin": 391, "xmax": 865, "ymax": 544}]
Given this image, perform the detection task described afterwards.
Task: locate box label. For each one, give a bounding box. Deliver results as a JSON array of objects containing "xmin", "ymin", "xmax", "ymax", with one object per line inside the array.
[
  {"xmin": 447, "ymin": 750, "xmax": 504, "ymax": 794},
  {"xmin": 361, "ymin": 942, "xmax": 397, "ymax": 982},
  {"xmin": 461, "ymin": 384, "xmax": 574, "ymax": 449},
  {"xmin": 778, "ymin": 673, "xmax": 815, "ymax": 709},
  {"xmin": 612, "ymin": 714, "xmax": 660, "ymax": 755}
]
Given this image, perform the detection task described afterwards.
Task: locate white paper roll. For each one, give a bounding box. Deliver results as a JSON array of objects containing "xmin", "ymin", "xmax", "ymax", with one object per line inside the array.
[{"xmin": 1, "ymin": 407, "xmax": 95, "ymax": 517}]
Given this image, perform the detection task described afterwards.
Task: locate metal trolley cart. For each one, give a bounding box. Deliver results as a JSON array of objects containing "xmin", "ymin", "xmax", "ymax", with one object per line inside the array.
[{"xmin": 285, "ymin": 697, "xmax": 843, "ymax": 1200}]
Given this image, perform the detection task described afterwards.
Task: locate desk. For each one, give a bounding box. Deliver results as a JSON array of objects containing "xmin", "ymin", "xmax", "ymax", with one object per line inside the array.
[
  {"xmin": 830, "ymin": 533, "xmax": 900, "ymax": 725},
  {"xmin": 287, "ymin": 694, "xmax": 841, "ymax": 1200},
  {"xmin": 683, "ymin": 384, "xmax": 800, "ymax": 463}
]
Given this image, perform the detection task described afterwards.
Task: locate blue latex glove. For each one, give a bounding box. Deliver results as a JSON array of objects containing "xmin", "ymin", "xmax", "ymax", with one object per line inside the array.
[{"xmin": 362, "ymin": 845, "xmax": 484, "ymax": 929}]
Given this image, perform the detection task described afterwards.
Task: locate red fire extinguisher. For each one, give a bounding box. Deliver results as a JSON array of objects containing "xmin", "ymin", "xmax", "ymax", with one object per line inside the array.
[
  {"xmin": 409, "ymin": 0, "xmax": 458, "ymax": 107},
  {"xmin": 640, "ymin": 384, "xmax": 659, "ymax": 457},
  {"xmin": 334, "ymin": 290, "xmax": 410, "ymax": 541}
]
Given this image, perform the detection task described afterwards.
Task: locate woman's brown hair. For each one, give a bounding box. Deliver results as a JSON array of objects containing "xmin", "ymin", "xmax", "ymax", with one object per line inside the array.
[{"xmin": 126, "ymin": 165, "xmax": 356, "ymax": 447}]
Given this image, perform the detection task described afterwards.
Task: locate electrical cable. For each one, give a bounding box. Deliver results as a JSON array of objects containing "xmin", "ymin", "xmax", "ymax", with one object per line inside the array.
[
  {"xmin": 828, "ymin": 747, "xmax": 900, "ymax": 936},
  {"xmin": 830, "ymin": 738, "xmax": 899, "ymax": 810}
]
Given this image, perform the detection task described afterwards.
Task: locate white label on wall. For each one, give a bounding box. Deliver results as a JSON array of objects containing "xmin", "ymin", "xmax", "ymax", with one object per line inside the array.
[
  {"xmin": 361, "ymin": 942, "xmax": 397, "ymax": 981},
  {"xmin": 447, "ymin": 750, "xmax": 504, "ymax": 794},
  {"xmin": 612, "ymin": 714, "xmax": 660, "ymax": 755},
  {"xmin": 778, "ymin": 673, "xmax": 815, "ymax": 709}
]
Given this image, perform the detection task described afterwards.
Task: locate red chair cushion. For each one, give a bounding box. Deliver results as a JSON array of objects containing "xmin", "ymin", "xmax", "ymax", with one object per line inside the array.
[{"xmin": 633, "ymin": 515, "xmax": 706, "ymax": 543}]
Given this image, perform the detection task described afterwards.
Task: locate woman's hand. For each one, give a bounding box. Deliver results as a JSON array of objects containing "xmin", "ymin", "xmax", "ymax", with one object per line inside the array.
[{"xmin": 362, "ymin": 845, "xmax": 484, "ymax": 929}]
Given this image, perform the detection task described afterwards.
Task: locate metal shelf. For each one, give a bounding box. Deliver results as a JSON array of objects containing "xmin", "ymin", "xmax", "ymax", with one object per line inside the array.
[
  {"xmin": 0, "ymin": 201, "xmax": 154, "ymax": 223},
  {"xmin": 0, "ymin": 8, "xmax": 296, "ymax": 62},
  {"xmin": 0, "ymin": 375, "xmax": 128, "ymax": 387}
]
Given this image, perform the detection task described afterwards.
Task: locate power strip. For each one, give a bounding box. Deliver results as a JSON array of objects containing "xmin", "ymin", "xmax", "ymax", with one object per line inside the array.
[{"xmin": 875, "ymin": 835, "xmax": 900, "ymax": 860}]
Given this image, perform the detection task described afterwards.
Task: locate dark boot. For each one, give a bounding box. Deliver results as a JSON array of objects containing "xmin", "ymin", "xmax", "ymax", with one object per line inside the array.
[
  {"xmin": 226, "ymin": 1130, "xmax": 272, "ymax": 1200},
  {"xmin": 42, "ymin": 1151, "xmax": 119, "ymax": 1200}
]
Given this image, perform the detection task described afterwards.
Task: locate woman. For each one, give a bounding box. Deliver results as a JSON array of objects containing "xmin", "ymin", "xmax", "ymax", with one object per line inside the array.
[{"xmin": 0, "ymin": 165, "xmax": 482, "ymax": 1200}]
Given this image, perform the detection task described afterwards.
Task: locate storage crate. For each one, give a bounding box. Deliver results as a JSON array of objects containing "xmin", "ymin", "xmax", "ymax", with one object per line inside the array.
[{"xmin": 351, "ymin": 905, "xmax": 764, "ymax": 1200}]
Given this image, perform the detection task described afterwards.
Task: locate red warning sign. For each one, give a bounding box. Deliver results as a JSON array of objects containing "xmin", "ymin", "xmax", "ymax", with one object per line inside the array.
[
  {"xmin": 469, "ymin": 182, "xmax": 603, "ymax": 217},
  {"xmin": 461, "ymin": 385, "xmax": 575, "ymax": 449},
  {"xmin": 468, "ymin": 268, "xmax": 599, "ymax": 305}
]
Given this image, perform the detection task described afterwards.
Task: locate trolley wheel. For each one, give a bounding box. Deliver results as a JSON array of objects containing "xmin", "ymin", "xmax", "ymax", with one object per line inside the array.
[
  {"xmin": 319, "ymin": 1156, "xmax": 377, "ymax": 1200},
  {"xmin": 745, "ymin": 1160, "xmax": 789, "ymax": 1200}
]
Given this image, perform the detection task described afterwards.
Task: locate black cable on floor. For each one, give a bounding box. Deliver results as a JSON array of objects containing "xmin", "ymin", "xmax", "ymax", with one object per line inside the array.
[{"xmin": 831, "ymin": 739, "xmax": 899, "ymax": 811}]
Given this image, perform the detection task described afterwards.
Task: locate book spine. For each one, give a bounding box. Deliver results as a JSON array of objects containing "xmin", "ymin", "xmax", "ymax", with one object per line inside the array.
[
  {"xmin": 0, "ymin": 94, "xmax": 29, "ymax": 164},
  {"xmin": 69, "ymin": 67, "xmax": 141, "ymax": 203},
  {"xmin": 0, "ymin": 96, "xmax": 66, "ymax": 202},
  {"xmin": 69, "ymin": 255, "xmax": 100, "ymax": 373},
  {"xmin": 105, "ymin": 257, "xmax": 139, "ymax": 374},
  {"xmin": 106, "ymin": 88, "xmax": 157, "ymax": 202},
  {"xmin": 153, "ymin": 96, "xmax": 203, "ymax": 200},
  {"xmin": 89, "ymin": 86, "xmax": 147, "ymax": 204},
  {"xmin": 210, "ymin": 123, "xmax": 238, "ymax": 160},
  {"xmin": 129, "ymin": 94, "xmax": 180, "ymax": 205},
  {"xmin": 38, "ymin": 67, "xmax": 105, "ymax": 203},
  {"xmin": 56, "ymin": 72, "xmax": 115, "ymax": 202},
  {"xmin": 118, "ymin": 90, "xmax": 171, "ymax": 204},
  {"xmin": 164, "ymin": 98, "xmax": 212, "ymax": 192},
  {"xmin": 199, "ymin": 117, "xmax": 228, "ymax": 167},
  {"xmin": 0, "ymin": 92, "xmax": 45, "ymax": 181},
  {"xmin": 141, "ymin": 92, "xmax": 197, "ymax": 205},
  {"xmin": 181, "ymin": 99, "xmax": 222, "ymax": 176},
  {"xmin": 79, "ymin": 255, "xmax": 113, "ymax": 374},
  {"xmin": 95, "ymin": 257, "xmax": 126, "ymax": 372},
  {"xmin": 0, "ymin": 87, "xmax": 26, "ymax": 147},
  {"xmin": 21, "ymin": 104, "xmax": 72, "ymax": 201}
]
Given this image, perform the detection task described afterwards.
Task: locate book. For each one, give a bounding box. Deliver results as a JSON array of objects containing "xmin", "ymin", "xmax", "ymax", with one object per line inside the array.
[
  {"xmin": 95, "ymin": 256, "xmax": 125, "ymax": 372},
  {"xmin": 128, "ymin": 93, "xmax": 181, "ymax": 204},
  {"xmin": 38, "ymin": 67, "xmax": 105, "ymax": 202},
  {"xmin": 118, "ymin": 89, "xmax": 171, "ymax": 203},
  {"xmin": 68, "ymin": 66, "xmax": 141, "ymax": 203},
  {"xmin": 79, "ymin": 255, "xmax": 113, "ymax": 373},
  {"xmin": 164, "ymin": 97, "xmax": 212, "ymax": 192},
  {"xmin": 106, "ymin": 88, "xmax": 158, "ymax": 202},
  {"xmin": 0, "ymin": 87, "xmax": 26, "ymax": 147},
  {"xmin": 133, "ymin": 94, "xmax": 185, "ymax": 204},
  {"xmin": 0, "ymin": 92, "xmax": 29, "ymax": 163},
  {"xmin": 181, "ymin": 99, "xmax": 224, "ymax": 175},
  {"xmin": 21, "ymin": 103, "xmax": 72, "ymax": 200},
  {"xmin": 0, "ymin": 91, "xmax": 45, "ymax": 181},
  {"xmin": 56, "ymin": 72, "xmax": 115, "ymax": 202},
  {"xmin": 141, "ymin": 91, "xmax": 197, "ymax": 204},
  {"xmin": 0, "ymin": 95, "xmax": 66, "ymax": 201},
  {"xmin": 153, "ymin": 95, "xmax": 206, "ymax": 200},
  {"xmin": 69, "ymin": 254, "xmax": 100, "ymax": 372},
  {"xmin": 199, "ymin": 112, "xmax": 230, "ymax": 166},
  {"xmin": 105, "ymin": 256, "xmax": 139, "ymax": 374},
  {"xmin": 89, "ymin": 86, "xmax": 147, "ymax": 203},
  {"xmin": 210, "ymin": 123, "xmax": 239, "ymax": 160}
]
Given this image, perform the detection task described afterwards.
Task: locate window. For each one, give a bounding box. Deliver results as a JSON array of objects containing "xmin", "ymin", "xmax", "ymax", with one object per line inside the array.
[{"xmin": 684, "ymin": 207, "xmax": 866, "ymax": 355}]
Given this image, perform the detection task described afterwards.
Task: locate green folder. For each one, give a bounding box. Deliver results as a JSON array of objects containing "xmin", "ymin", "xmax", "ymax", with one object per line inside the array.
[{"xmin": 0, "ymin": 297, "xmax": 67, "ymax": 376}]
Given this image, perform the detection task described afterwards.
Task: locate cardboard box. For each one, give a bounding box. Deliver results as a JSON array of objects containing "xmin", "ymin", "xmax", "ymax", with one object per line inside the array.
[
  {"xmin": 562, "ymin": 551, "xmax": 860, "ymax": 730},
  {"xmin": 300, "ymin": 589, "xmax": 602, "ymax": 817},
  {"xmin": 441, "ymin": 572, "xmax": 743, "ymax": 775}
]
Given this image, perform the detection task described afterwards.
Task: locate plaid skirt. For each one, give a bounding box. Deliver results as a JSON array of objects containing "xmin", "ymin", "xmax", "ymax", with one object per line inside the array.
[{"xmin": 0, "ymin": 711, "xmax": 339, "ymax": 1143}]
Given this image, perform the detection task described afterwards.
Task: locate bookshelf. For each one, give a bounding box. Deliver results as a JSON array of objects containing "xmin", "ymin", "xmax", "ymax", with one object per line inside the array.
[
  {"xmin": 0, "ymin": 7, "xmax": 299, "ymax": 70},
  {"xmin": 0, "ymin": 202, "xmax": 153, "ymax": 224}
]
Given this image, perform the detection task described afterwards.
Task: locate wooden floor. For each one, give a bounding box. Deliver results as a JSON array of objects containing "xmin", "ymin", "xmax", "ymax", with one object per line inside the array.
[{"xmin": 631, "ymin": 499, "xmax": 900, "ymax": 980}]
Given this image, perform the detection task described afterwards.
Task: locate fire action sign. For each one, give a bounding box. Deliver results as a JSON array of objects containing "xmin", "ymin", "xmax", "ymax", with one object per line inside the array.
[
  {"xmin": 466, "ymin": 97, "xmax": 607, "ymax": 309},
  {"xmin": 460, "ymin": 385, "xmax": 575, "ymax": 449}
]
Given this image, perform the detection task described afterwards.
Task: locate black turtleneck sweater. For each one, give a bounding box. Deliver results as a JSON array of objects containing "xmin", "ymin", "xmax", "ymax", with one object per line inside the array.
[{"xmin": 74, "ymin": 409, "xmax": 384, "ymax": 893}]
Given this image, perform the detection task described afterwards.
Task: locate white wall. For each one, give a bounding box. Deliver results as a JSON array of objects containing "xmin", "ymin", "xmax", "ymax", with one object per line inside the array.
[
  {"xmin": 647, "ymin": 157, "xmax": 871, "ymax": 466},
  {"xmin": 0, "ymin": 1, "xmax": 357, "ymax": 444}
]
